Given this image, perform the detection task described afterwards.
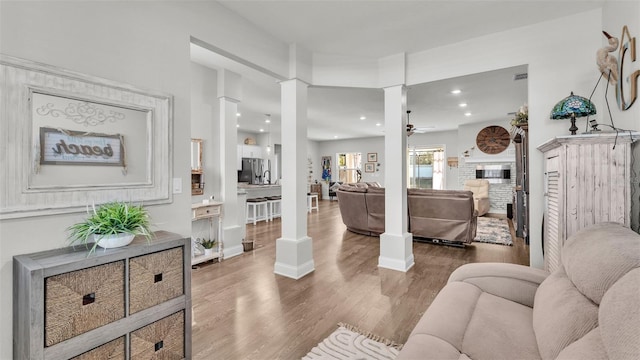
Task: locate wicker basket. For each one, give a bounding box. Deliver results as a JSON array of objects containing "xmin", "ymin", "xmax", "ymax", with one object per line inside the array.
[
  {"xmin": 129, "ymin": 247, "xmax": 184, "ymax": 314},
  {"xmin": 45, "ymin": 261, "xmax": 125, "ymax": 347},
  {"xmin": 130, "ymin": 311, "xmax": 184, "ymax": 360},
  {"xmin": 71, "ymin": 336, "xmax": 125, "ymax": 360}
]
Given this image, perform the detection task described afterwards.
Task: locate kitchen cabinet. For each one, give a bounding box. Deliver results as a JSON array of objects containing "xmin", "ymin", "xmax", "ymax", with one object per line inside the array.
[{"xmin": 242, "ymin": 144, "xmax": 263, "ymax": 159}]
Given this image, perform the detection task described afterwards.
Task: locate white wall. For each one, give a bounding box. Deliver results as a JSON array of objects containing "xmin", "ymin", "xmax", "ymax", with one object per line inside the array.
[
  {"xmin": 457, "ymin": 119, "xmax": 515, "ymax": 163},
  {"xmin": 307, "ymin": 140, "xmax": 321, "ymax": 185},
  {"xmin": 0, "ymin": 2, "xmax": 291, "ymax": 357},
  {"xmin": 318, "ymin": 137, "xmax": 386, "ymax": 188},
  {"xmin": 191, "ymin": 62, "xmax": 221, "ymax": 201}
]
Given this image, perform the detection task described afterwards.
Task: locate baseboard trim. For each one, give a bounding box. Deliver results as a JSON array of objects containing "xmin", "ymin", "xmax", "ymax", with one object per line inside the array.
[
  {"xmin": 223, "ymin": 244, "xmax": 244, "ymax": 259},
  {"xmin": 378, "ymin": 255, "xmax": 415, "ymax": 272},
  {"xmin": 274, "ymin": 259, "xmax": 315, "ymax": 279}
]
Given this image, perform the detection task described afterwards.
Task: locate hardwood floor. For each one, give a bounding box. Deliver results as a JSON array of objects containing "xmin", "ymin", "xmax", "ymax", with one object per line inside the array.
[{"xmin": 191, "ymin": 200, "xmax": 530, "ymax": 359}]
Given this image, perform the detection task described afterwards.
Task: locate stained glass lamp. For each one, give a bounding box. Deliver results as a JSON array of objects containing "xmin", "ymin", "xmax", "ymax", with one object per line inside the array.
[{"xmin": 550, "ymin": 92, "xmax": 597, "ymax": 135}]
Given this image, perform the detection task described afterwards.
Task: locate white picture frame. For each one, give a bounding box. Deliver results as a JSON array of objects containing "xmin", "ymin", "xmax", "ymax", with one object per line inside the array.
[{"xmin": 0, "ymin": 55, "xmax": 173, "ymax": 219}]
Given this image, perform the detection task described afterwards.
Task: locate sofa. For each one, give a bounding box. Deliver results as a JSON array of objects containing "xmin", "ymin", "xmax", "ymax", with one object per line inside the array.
[
  {"xmin": 336, "ymin": 185, "xmax": 477, "ymax": 244},
  {"xmin": 397, "ymin": 222, "xmax": 640, "ymax": 359},
  {"xmin": 463, "ymin": 179, "xmax": 490, "ymax": 216},
  {"xmin": 407, "ymin": 188, "xmax": 477, "ymax": 244}
]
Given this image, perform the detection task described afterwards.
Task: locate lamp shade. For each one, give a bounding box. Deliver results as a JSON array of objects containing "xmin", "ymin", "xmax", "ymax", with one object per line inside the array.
[
  {"xmin": 550, "ymin": 92, "xmax": 596, "ymax": 135},
  {"xmin": 550, "ymin": 92, "xmax": 596, "ymax": 119}
]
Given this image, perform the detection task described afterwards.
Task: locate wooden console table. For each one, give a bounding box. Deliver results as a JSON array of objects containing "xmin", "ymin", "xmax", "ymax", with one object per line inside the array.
[{"xmin": 191, "ymin": 201, "xmax": 223, "ymax": 265}]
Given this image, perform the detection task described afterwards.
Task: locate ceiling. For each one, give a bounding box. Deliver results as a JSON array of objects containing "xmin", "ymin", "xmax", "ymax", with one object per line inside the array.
[{"xmin": 191, "ymin": 1, "xmax": 603, "ymax": 141}]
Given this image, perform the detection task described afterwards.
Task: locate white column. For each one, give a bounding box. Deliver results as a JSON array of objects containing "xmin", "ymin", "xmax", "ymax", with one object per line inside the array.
[
  {"xmin": 274, "ymin": 78, "xmax": 314, "ymax": 279},
  {"xmin": 379, "ymin": 85, "xmax": 414, "ymax": 272},
  {"xmin": 218, "ymin": 97, "xmax": 242, "ymax": 258},
  {"xmin": 217, "ymin": 68, "xmax": 243, "ymax": 259}
]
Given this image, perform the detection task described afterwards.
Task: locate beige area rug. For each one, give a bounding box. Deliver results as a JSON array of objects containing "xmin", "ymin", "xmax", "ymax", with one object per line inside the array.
[
  {"xmin": 302, "ymin": 323, "xmax": 403, "ymax": 360},
  {"xmin": 474, "ymin": 217, "xmax": 513, "ymax": 246}
]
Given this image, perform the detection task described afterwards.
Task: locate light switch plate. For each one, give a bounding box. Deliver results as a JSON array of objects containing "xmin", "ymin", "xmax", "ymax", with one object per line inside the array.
[{"xmin": 172, "ymin": 178, "xmax": 182, "ymax": 194}]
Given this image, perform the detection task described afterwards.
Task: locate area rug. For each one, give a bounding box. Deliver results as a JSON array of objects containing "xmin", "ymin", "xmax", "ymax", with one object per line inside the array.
[
  {"xmin": 474, "ymin": 217, "xmax": 513, "ymax": 246},
  {"xmin": 302, "ymin": 323, "xmax": 403, "ymax": 360}
]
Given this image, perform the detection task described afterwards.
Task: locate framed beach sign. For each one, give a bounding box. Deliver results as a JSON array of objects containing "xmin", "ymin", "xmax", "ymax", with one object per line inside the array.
[{"xmin": 0, "ymin": 55, "xmax": 173, "ymax": 219}]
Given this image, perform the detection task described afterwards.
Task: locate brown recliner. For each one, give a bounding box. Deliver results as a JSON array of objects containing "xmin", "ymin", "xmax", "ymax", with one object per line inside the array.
[
  {"xmin": 407, "ymin": 188, "xmax": 477, "ymax": 244},
  {"xmin": 337, "ymin": 185, "xmax": 477, "ymax": 245},
  {"xmin": 335, "ymin": 185, "xmax": 370, "ymax": 235}
]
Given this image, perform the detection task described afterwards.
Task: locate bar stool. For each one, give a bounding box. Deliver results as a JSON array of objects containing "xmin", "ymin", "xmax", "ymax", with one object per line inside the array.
[
  {"xmin": 266, "ymin": 196, "xmax": 281, "ymax": 221},
  {"xmin": 246, "ymin": 197, "xmax": 268, "ymax": 225},
  {"xmin": 307, "ymin": 192, "xmax": 319, "ymax": 213}
]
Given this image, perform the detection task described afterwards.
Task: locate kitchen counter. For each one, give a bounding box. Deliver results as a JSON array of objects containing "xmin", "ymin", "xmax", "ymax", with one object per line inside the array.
[
  {"xmin": 238, "ymin": 183, "xmax": 281, "ymax": 189},
  {"xmin": 238, "ymin": 183, "xmax": 281, "ymax": 199}
]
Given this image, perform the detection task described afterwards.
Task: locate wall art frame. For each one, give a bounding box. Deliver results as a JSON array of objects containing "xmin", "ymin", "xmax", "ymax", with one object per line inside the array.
[
  {"xmin": 0, "ymin": 55, "xmax": 174, "ymax": 219},
  {"xmin": 364, "ymin": 162, "xmax": 375, "ymax": 173},
  {"xmin": 367, "ymin": 152, "xmax": 377, "ymax": 162}
]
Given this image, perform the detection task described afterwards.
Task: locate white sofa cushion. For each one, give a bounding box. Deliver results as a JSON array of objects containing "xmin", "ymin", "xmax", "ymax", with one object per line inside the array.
[
  {"xmin": 399, "ymin": 281, "xmax": 540, "ymax": 360},
  {"xmin": 562, "ymin": 222, "xmax": 640, "ymax": 304},
  {"xmin": 532, "ymin": 268, "xmax": 599, "ymax": 359}
]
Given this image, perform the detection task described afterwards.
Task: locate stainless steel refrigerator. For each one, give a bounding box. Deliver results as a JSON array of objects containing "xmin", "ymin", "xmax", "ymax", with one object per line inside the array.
[{"xmin": 238, "ymin": 158, "xmax": 264, "ymax": 184}]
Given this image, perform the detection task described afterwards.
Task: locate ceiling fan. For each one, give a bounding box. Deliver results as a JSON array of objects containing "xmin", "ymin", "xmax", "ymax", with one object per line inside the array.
[{"xmin": 406, "ymin": 110, "xmax": 433, "ymax": 136}]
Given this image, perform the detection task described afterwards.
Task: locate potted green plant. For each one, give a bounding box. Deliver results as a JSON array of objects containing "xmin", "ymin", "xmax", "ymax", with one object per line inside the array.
[
  {"xmin": 67, "ymin": 201, "xmax": 153, "ymax": 254},
  {"xmin": 201, "ymin": 239, "xmax": 217, "ymax": 256}
]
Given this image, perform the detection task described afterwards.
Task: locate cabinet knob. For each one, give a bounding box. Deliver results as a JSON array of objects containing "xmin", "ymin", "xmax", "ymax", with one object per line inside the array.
[{"xmin": 206, "ymin": 210, "xmax": 210, "ymax": 213}]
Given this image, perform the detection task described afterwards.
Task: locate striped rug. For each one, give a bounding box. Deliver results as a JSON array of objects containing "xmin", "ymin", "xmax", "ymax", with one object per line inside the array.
[{"xmin": 303, "ymin": 323, "xmax": 402, "ymax": 360}]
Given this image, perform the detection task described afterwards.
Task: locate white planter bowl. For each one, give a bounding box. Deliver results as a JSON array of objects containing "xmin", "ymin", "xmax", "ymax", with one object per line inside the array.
[{"xmin": 93, "ymin": 233, "xmax": 135, "ymax": 249}]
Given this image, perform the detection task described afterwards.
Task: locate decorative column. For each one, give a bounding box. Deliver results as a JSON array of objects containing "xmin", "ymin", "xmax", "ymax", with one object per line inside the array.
[
  {"xmin": 274, "ymin": 78, "xmax": 315, "ymax": 279},
  {"xmin": 379, "ymin": 85, "xmax": 414, "ymax": 272},
  {"xmin": 218, "ymin": 70, "xmax": 243, "ymax": 258}
]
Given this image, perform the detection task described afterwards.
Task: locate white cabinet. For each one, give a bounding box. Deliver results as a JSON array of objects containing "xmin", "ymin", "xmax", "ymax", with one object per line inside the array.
[
  {"xmin": 538, "ymin": 133, "xmax": 638, "ymax": 272},
  {"xmin": 237, "ymin": 145, "xmax": 243, "ymax": 170},
  {"xmin": 242, "ymin": 144, "xmax": 263, "ymax": 159}
]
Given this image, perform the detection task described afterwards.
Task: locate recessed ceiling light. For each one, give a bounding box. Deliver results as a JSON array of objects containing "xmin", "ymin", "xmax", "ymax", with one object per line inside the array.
[
  {"xmin": 451, "ymin": 89, "xmax": 462, "ymax": 94},
  {"xmin": 236, "ymin": 112, "xmax": 241, "ymax": 117},
  {"xmin": 375, "ymin": 123, "xmax": 382, "ymax": 127},
  {"xmin": 360, "ymin": 116, "xmax": 366, "ymax": 120},
  {"xmin": 464, "ymin": 112, "xmax": 472, "ymax": 116},
  {"xmin": 259, "ymin": 128, "xmax": 264, "ymax": 132},
  {"xmin": 459, "ymin": 103, "xmax": 467, "ymax": 107},
  {"xmin": 236, "ymin": 124, "xmax": 240, "ymax": 128},
  {"xmin": 334, "ymin": 135, "xmax": 338, "ymax": 139},
  {"xmin": 265, "ymin": 119, "xmax": 271, "ymax": 123}
]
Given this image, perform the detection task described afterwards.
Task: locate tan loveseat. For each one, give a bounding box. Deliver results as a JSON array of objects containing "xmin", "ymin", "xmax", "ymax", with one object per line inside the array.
[
  {"xmin": 397, "ymin": 222, "xmax": 640, "ymax": 359},
  {"xmin": 336, "ymin": 185, "xmax": 477, "ymax": 244}
]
